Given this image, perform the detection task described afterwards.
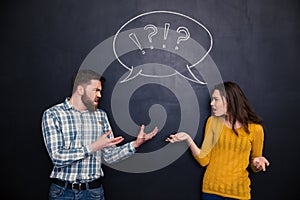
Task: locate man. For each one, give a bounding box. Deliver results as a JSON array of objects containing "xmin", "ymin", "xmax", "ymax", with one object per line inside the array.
[{"xmin": 42, "ymin": 69, "xmax": 158, "ymax": 199}]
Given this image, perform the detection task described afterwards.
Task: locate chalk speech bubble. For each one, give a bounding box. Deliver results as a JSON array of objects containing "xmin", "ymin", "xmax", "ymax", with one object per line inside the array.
[{"xmin": 112, "ymin": 10, "xmax": 213, "ymax": 84}]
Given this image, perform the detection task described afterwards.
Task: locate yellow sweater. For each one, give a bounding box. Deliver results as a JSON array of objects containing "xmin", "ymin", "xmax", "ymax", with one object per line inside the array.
[{"xmin": 194, "ymin": 116, "xmax": 264, "ymax": 200}]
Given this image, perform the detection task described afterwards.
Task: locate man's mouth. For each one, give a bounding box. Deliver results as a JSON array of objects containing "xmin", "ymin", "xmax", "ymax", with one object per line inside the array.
[{"xmin": 94, "ymin": 99, "xmax": 99, "ymax": 105}]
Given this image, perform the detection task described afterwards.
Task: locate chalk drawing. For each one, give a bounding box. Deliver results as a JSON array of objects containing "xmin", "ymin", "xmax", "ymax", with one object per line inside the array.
[{"xmin": 113, "ymin": 10, "xmax": 213, "ymax": 84}]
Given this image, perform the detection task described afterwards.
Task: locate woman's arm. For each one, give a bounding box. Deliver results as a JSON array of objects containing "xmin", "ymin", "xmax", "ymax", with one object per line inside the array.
[{"xmin": 250, "ymin": 124, "xmax": 270, "ymax": 172}]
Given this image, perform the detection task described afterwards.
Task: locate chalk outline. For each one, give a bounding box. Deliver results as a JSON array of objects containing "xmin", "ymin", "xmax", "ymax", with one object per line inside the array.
[{"xmin": 112, "ymin": 10, "xmax": 213, "ymax": 84}]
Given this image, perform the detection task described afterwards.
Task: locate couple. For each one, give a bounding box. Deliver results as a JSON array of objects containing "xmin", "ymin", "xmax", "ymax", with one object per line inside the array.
[{"xmin": 42, "ymin": 69, "xmax": 269, "ymax": 200}]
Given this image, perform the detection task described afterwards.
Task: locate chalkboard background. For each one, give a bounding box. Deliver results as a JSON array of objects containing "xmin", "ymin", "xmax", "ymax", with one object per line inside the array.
[{"xmin": 2, "ymin": 0, "xmax": 300, "ymax": 199}]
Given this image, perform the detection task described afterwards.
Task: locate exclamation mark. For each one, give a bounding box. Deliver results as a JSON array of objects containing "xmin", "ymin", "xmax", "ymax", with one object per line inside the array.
[
  {"xmin": 129, "ymin": 33, "xmax": 145, "ymax": 54},
  {"xmin": 163, "ymin": 23, "xmax": 170, "ymax": 48}
]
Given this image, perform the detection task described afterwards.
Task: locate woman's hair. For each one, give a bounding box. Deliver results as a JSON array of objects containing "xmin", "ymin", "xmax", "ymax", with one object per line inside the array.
[{"xmin": 213, "ymin": 81, "xmax": 262, "ymax": 134}]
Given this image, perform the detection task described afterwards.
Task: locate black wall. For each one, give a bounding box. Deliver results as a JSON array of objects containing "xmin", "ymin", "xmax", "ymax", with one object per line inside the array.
[{"xmin": 2, "ymin": 0, "xmax": 300, "ymax": 199}]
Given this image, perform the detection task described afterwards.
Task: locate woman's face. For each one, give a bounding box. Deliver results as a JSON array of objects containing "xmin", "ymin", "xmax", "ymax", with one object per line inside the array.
[{"xmin": 210, "ymin": 89, "xmax": 227, "ymax": 116}]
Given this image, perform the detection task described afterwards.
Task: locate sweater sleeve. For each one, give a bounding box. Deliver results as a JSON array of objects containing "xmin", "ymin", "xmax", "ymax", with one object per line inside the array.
[
  {"xmin": 193, "ymin": 116, "xmax": 213, "ymax": 166},
  {"xmin": 193, "ymin": 149, "xmax": 210, "ymax": 166},
  {"xmin": 250, "ymin": 124, "xmax": 264, "ymax": 172}
]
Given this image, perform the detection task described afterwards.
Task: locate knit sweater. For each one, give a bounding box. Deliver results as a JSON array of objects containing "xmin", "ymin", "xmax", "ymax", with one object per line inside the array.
[{"xmin": 194, "ymin": 116, "xmax": 264, "ymax": 199}]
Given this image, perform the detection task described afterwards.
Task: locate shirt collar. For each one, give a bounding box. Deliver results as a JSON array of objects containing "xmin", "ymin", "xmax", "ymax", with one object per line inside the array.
[
  {"xmin": 63, "ymin": 97, "xmax": 95, "ymax": 113},
  {"xmin": 63, "ymin": 97, "xmax": 73, "ymax": 110}
]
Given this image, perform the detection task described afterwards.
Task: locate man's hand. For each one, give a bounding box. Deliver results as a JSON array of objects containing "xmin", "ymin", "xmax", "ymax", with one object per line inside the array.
[
  {"xmin": 133, "ymin": 125, "xmax": 158, "ymax": 148},
  {"xmin": 253, "ymin": 156, "xmax": 270, "ymax": 171},
  {"xmin": 91, "ymin": 130, "xmax": 124, "ymax": 152}
]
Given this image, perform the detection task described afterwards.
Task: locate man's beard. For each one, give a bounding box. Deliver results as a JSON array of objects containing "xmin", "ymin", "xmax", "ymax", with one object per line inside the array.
[{"xmin": 82, "ymin": 92, "xmax": 97, "ymax": 111}]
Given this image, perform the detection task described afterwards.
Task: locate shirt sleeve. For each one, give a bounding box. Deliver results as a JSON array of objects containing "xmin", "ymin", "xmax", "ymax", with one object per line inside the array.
[
  {"xmin": 250, "ymin": 124, "xmax": 264, "ymax": 172},
  {"xmin": 100, "ymin": 112, "xmax": 136, "ymax": 164},
  {"xmin": 102, "ymin": 140, "xmax": 136, "ymax": 164},
  {"xmin": 41, "ymin": 109, "xmax": 89, "ymax": 168}
]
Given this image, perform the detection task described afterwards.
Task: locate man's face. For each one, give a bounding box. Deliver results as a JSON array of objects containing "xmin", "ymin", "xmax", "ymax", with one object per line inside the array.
[
  {"xmin": 81, "ymin": 80, "xmax": 102, "ymax": 111},
  {"xmin": 210, "ymin": 89, "xmax": 227, "ymax": 117}
]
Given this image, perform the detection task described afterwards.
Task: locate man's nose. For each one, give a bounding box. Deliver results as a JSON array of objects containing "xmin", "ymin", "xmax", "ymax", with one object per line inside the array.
[{"xmin": 97, "ymin": 91, "xmax": 101, "ymax": 98}]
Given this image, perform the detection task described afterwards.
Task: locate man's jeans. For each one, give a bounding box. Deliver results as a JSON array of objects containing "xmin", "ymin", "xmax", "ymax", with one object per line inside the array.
[{"xmin": 49, "ymin": 182, "xmax": 105, "ymax": 200}]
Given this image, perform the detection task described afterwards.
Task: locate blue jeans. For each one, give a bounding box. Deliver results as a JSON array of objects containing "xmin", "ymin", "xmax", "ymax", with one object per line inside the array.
[
  {"xmin": 49, "ymin": 182, "xmax": 105, "ymax": 200},
  {"xmin": 202, "ymin": 193, "xmax": 238, "ymax": 200}
]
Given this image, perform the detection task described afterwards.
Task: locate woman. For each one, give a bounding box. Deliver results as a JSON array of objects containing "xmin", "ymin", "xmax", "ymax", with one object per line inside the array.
[{"xmin": 166, "ymin": 81, "xmax": 269, "ymax": 200}]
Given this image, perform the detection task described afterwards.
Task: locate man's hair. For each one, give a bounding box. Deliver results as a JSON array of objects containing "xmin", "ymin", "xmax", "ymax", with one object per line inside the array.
[{"xmin": 71, "ymin": 69, "xmax": 106, "ymax": 93}]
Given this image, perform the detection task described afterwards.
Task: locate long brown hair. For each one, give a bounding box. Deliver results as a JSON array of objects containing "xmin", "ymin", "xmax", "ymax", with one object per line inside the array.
[{"xmin": 213, "ymin": 81, "xmax": 262, "ymax": 134}]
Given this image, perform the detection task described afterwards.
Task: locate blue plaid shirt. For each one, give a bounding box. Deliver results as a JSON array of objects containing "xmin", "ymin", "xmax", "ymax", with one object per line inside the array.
[{"xmin": 42, "ymin": 98, "xmax": 136, "ymax": 182}]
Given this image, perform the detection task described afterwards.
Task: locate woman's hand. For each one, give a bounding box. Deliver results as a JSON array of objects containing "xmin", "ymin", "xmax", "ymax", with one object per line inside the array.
[
  {"xmin": 166, "ymin": 132, "xmax": 200, "ymax": 156},
  {"xmin": 253, "ymin": 156, "xmax": 270, "ymax": 171},
  {"xmin": 166, "ymin": 132, "xmax": 192, "ymax": 144}
]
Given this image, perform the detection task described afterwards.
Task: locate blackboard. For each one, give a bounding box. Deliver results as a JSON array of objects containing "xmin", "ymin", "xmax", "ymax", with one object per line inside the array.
[{"xmin": 2, "ymin": 0, "xmax": 300, "ymax": 199}]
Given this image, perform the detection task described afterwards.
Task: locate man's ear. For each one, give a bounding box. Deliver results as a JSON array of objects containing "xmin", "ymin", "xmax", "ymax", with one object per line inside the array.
[{"xmin": 76, "ymin": 85, "xmax": 84, "ymax": 96}]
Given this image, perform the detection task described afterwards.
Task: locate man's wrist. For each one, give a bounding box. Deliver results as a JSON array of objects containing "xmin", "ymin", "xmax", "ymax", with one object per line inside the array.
[{"xmin": 133, "ymin": 140, "xmax": 139, "ymax": 149}]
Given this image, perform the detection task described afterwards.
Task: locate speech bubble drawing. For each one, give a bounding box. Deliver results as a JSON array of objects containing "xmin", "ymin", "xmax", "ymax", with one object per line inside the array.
[{"xmin": 113, "ymin": 10, "xmax": 213, "ymax": 84}]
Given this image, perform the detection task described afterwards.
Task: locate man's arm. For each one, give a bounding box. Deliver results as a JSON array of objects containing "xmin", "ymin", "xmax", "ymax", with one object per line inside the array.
[
  {"xmin": 102, "ymin": 125, "xmax": 158, "ymax": 164},
  {"xmin": 42, "ymin": 110, "xmax": 89, "ymax": 168}
]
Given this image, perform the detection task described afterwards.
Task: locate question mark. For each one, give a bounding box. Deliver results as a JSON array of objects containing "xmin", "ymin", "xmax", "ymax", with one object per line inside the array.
[
  {"xmin": 175, "ymin": 26, "xmax": 190, "ymax": 50},
  {"xmin": 144, "ymin": 24, "xmax": 158, "ymax": 49}
]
